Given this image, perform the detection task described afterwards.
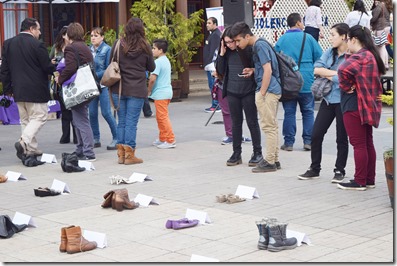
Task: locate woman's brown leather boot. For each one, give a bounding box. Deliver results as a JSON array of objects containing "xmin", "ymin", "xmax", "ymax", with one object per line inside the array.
[
  {"xmin": 112, "ymin": 188, "xmax": 139, "ymax": 211},
  {"xmin": 65, "ymin": 226, "xmax": 97, "ymax": 254},
  {"xmin": 117, "ymin": 144, "xmax": 125, "ymax": 164},
  {"xmin": 123, "ymin": 145, "xmax": 143, "ymax": 164},
  {"xmin": 101, "ymin": 190, "xmax": 115, "ymax": 208},
  {"xmin": 59, "ymin": 225, "xmax": 75, "ymax": 252}
]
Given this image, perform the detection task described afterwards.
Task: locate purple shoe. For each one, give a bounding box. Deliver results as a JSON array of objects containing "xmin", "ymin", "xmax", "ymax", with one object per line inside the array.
[
  {"xmin": 172, "ymin": 219, "xmax": 199, "ymax": 230},
  {"xmin": 165, "ymin": 218, "xmax": 189, "ymax": 229}
]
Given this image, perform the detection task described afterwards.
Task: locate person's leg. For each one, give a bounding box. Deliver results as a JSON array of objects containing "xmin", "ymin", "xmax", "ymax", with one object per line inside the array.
[
  {"xmin": 375, "ymin": 29, "xmax": 389, "ymax": 69},
  {"xmin": 17, "ymin": 102, "xmax": 48, "ymax": 154},
  {"xmin": 142, "ymin": 97, "xmax": 153, "ymax": 117},
  {"xmin": 334, "ymin": 104, "xmax": 349, "ymax": 175},
  {"xmin": 298, "ymin": 92, "xmax": 315, "ymax": 147},
  {"xmin": 112, "ymin": 93, "xmax": 126, "ymax": 144},
  {"xmin": 242, "ymin": 92, "xmax": 262, "ymax": 154},
  {"xmin": 99, "ymin": 88, "xmax": 118, "ymax": 140},
  {"xmin": 206, "ymin": 71, "xmax": 218, "ymax": 108},
  {"xmin": 71, "ymin": 102, "xmax": 95, "ymax": 158},
  {"xmin": 217, "ymin": 89, "xmax": 232, "ymax": 138},
  {"xmin": 124, "ymin": 97, "xmax": 144, "ymax": 148},
  {"xmin": 59, "ymin": 99, "xmax": 71, "ymax": 143},
  {"xmin": 256, "ymin": 92, "xmax": 281, "ymax": 165},
  {"xmin": 154, "ymin": 99, "xmax": 175, "ymax": 143},
  {"xmin": 365, "ymin": 125, "xmax": 376, "ymax": 186},
  {"xmin": 281, "ymin": 99, "xmax": 297, "ymax": 148},
  {"xmin": 88, "ymin": 96, "xmax": 100, "ymax": 141},
  {"xmin": 343, "ymin": 111, "xmax": 368, "ymax": 186},
  {"xmin": 309, "ymin": 100, "xmax": 335, "ymax": 173},
  {"xmin": 227, "ymin": 94, "xmax": 243, "ymax": 153}
]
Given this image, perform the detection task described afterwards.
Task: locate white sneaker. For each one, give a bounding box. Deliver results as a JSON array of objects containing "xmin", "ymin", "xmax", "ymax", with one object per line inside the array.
[
  {"xmin": 152, "ymin": 139, "xmax": 163, "ymax": 146},
  {"xmin": 157, "ymin": 141, "xmax": 176, "ymax": 149}
]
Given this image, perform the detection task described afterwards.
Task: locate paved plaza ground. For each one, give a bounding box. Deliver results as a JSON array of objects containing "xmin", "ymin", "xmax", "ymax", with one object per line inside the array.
[{"xmin": 0, "ymin": 73, "xmax": 394, "ymax": 263}]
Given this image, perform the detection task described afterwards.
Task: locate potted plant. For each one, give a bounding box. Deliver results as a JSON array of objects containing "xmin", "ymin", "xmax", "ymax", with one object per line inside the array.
[
  {"xmin": 381, "ymin": 91, "xmax": 394, "ymax": 208},
  {"xmin": 131, "ymin": 0, "xmax": 204, "ymax": 101}
]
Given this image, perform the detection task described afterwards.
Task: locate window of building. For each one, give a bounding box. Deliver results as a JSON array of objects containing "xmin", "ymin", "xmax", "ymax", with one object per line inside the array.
[{"xmin": 2, "ymin": 3, "xmax": 31, "ymax": 40}]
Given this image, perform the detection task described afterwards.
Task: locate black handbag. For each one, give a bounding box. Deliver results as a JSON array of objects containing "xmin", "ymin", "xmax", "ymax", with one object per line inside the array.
[{"xmin": 0, "ymin": 214, "xmax": 28, "ymax": 239}]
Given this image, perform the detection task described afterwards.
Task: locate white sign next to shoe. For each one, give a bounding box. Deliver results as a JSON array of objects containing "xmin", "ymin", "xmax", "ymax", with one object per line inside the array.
[
  {"xmin": 134, "ymin": 193, "xmax": 159, "ymax": 207},
  {"xmin": 51, "ymin": 179, "xmax": 71, "ymax": 194},
  {"xmin": 12, "ymin": 212, "xmax": 37, "ymax": 228},
  {"xmin": 185, "ymin": 208, "xmax": 211, "ymax": 225},
  {"xmin": 83, "ymin": 230, "xmax": 107, "ymax": 249},
  {"xmin": 235, "ymin": 185, "xmax": 260, "ymax": 200},
  {"xmin": 128, "ymin": 172, "xmax": 152, "ymax": 182},
  {"xmin": 78, "ymin": 160, "xmax": 95, "ymax": 171},
  {"xmin": 40, "ymin": 153, "xmax": 57, "ymax": 163},
  {"xmin": 5, "ymin": 171, "xmax": 27, "ymax": 182},
  {"xmin": 287, "ymin": 229, "xmax": 312, "ymax": 246}
]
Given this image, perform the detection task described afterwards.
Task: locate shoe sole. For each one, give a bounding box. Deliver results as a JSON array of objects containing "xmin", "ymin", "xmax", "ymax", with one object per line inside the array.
[
  {"xmin": 268, "ymin": 243, "xmax": 297, "ymax": 252},
  {"xmin": 157, "ymin": 145, "xmax": 176, "ymax": 149},
  {"xmin": 366, "ymin": 185, "xmax": 376, "ymax": 189},
  {"xmin": 280, "ymin": 147, "xmax": 293, "ymax": 151},
  {"xmin": 221, "ymin": 142, "xmax": 232, "ymax": 145},
  {"xmin": 15, "ymin": 142, "xmax": 25, "ymax": 160},
  {"xmin": 331, "ymin": 178, "xmax": 345, "ymax": 183},
  {"xmin": 298, "ymin": 175, "xmax": 320, "ymax": 180},
  {"xmin": 226, "ymin": 159, "xmax": 242, "ymax": 166},
  {"xmin": 337, "ymin": 184, "xmax": 367, "ymax": 191},
  {"xmin": 252, "ymin": 168, "xmax": 277, "ymax": 173}
]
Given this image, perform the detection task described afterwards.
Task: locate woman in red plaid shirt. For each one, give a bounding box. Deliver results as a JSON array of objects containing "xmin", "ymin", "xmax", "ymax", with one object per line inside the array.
[{"xmin": 337, "ymin": 25, "xmax": 386, "ymax": 191}]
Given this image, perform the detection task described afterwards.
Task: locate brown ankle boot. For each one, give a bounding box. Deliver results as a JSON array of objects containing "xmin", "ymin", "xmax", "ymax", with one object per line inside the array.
[
  {"xmin": 59, "ymin": 225, "xmax": 75, "ymax": 252},
  {"xmin": 112, "ymin": 188, "xmax": 139, "ymax": 211},
  {"xmin": 65, "ymin": 226, "xmax": 97, "ymax": 254},
  {"xmin": 123, "ymin": 145, "xmax": 143, "ymax": 165},
  {"xmin": 117, "ymin": 144, "xmax": 125, "ymax": 164}
]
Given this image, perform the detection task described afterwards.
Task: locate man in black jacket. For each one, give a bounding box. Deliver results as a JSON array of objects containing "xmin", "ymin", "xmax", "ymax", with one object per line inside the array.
[
  {"xmin": 1, "ymin": 18, "xmax": 56, "ymax": 167},
  {"xmin": 203, "ymin": 17, "xmax": 222, "ymax": 113}
]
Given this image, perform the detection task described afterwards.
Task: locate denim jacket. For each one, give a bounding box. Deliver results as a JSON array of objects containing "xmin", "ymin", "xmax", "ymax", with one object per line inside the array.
[
  {"xmin": 313, "ymin": 48, "xmax": 346, "ymax": 104},
  {"xmin": 90, "ymin": 41, "xmax": 111, "ymax": 81}
]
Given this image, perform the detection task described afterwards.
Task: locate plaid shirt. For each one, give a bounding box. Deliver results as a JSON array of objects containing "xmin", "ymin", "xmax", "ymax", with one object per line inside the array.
[{"xmin": 338, "ymin": 48, "xmax": 383, "ymax": 128}]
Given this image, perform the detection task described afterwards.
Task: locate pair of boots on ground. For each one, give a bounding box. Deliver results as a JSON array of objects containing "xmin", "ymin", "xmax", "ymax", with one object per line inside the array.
[
  {"xmin": 117, "ymin": 144, "xmax": 143, "ymax": 165},
  {"xmin": 61, "ymin": 153, "xmax": 85, "ymax": 173},
  {"xmin": 59, "ymin": 225, "xmax": 97, "ymax": 254},
  {"xmin": 256, "ymin": 218, "xmax": 298, "ymax": 252},
  {"xmin": 101, "ymin": 188, "xmax": 139, "ymax": 211}
]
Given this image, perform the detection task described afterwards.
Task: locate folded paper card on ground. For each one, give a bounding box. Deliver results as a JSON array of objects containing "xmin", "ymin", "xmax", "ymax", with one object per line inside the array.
[{"xmin": 5, "ymin": 171, "xmax": 26, "ymax": 182}]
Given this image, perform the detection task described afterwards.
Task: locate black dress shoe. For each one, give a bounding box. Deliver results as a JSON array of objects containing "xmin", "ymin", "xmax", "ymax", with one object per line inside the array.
[
  {"xmin": 59, "ymin": 140, "xmax": 70, "ymax": 144},
  {"xmin": 248, "ymin": 152, "xmax": 263, "ymax": 167},
  {"xmin": 34, "ymin": 187, "xmax": 61, "ymax": 197},
  {"xmin": 227, "ymin": 152, "xmax": 242, "ymax": 166},
  {"xmin": 22, "ymin": 155, "xmax": 45, "ymax": 167}
]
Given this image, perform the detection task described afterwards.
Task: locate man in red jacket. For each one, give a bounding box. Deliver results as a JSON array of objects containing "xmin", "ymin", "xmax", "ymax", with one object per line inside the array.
[{"xmin": 1, "ymin": 18, "xmax": 56, "ymax": 167}]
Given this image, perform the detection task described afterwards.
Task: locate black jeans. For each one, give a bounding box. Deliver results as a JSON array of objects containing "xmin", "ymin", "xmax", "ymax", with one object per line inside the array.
[
  {"xmin": 310, "ymin": 100, "xmax": 348, "ymax": 174},
  {"xmin": 59, "ymin": 99, "xmax": 76, "ymax": 143},
  {"xmin": 304, "ymin": 26, "xmax": 320, "ymax": 42},
  {"xmin": 227, "ymin": 92, "xmax": 262, "ymax": 154}
]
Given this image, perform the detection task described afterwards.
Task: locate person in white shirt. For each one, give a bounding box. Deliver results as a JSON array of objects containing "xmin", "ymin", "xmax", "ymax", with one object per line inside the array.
[
  {"xmin": 345, "ymin": 0, "xmax": 372, "ymax": 29},
  {"xmin": 304, "ymin": 0, "xmax": 325, "ymax": 41}
]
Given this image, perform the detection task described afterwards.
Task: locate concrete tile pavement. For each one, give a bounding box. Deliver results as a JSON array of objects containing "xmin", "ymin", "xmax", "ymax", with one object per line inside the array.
[{"xmin": 0, "ymin": 92, "xmax": 393, "ymax": 263}]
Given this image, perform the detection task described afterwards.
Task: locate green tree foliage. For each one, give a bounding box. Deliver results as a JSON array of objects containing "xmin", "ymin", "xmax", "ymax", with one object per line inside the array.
[{"xmin": 131, "ymin": 0, "xmax": 204, "ymax": 73}]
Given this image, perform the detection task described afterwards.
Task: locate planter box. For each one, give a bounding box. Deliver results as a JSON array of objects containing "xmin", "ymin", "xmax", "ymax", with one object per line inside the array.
[{"xmin": 384, "ymin": 157, "xmax": 394, "ymax": 208}]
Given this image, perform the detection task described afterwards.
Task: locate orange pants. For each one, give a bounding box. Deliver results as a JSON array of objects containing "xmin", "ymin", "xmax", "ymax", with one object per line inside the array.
[{"xmin": 154, "ymin": 99, "xmax": 175, "ymax": 143}]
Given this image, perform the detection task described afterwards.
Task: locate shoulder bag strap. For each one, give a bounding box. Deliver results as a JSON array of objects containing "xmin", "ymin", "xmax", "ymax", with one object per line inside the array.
[
  {"xmin": 357, "ymin": 12, "xmax": 363, "ymax": 25},
  {"xmin": 298, "ymin": 33, "xmax": 306, "ymax": 68},
  {"xmin": 110, "ymin": 39, "xmax": 122, "ymax": 111}
]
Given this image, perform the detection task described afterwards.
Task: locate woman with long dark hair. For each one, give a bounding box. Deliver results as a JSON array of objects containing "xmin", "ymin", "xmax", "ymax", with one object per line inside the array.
[
  {"xmin": 298, "ymin": 23, "xmax": 350, "ymax": 183},
  {"xmin": 337, "ymin": 25, "xmax": 385, "ymax": 190},
  {"xmin": 110, "ymin": 17, "xmax": 155, "ymax": 165},
  {"xmin": 303, "ymin": 0, "xmax": 325, "ymax": 41},
  {"xmin": 345, "ymin": 0, "xmax": 371, "ymax": 29}
]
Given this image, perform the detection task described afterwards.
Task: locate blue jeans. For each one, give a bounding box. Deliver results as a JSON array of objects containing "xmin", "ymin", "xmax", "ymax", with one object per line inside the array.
[
  {"xmin": 89, "ymin": 88, "xmax": 117, "ymax": 141},
  {"xmin": 206, "ymin": 71, "xmax": 218, "ymax": 108},
  {"xmin": 282, "ymin": 92, "xmax": 314, "ymax": 146},
  {"xmin": 112, "ymin": 93, "xmax": 144, "ymax": 148}
]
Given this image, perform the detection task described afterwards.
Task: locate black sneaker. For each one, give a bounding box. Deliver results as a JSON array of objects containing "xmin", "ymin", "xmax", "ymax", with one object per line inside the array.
[
  {"xmin": 331, "ymin": 170, "xmax": 345, "ymax": 183},
  {"xmin": 78, "ymin": 155, "xmax": 96, "ymax": 162},
  {"xmin": 252, "ymin": 159, "xmax": 277, "ymax": 173},
  {"xmin": 298, "ymin": 168, "xmax": 319, "ymax": 180},
  {"xmin": 349, "ymin": 179, "xmax": 376, "ymax": 189},
  {"xmin": 275, "ymin": 161, "xmax": 281, "ymax": 170},
  {"xmin": 337, "ymin": 180, "xmax": 366, "ymax": 191}
]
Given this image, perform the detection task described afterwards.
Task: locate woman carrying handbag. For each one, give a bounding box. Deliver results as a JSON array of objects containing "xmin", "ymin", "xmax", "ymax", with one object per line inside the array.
[{"xmin": 56, "ymin": 22, "xmax": 96, "ymax": 161}]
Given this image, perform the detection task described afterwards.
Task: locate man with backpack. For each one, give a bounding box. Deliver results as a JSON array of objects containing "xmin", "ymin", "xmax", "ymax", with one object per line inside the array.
[
  {"xmin": 275, "ymin": 13, "xmax": 322, "ymax": 152},
  {"xmin": 230, "ymin": 22, "xmax": 282, "ymax": 173}
]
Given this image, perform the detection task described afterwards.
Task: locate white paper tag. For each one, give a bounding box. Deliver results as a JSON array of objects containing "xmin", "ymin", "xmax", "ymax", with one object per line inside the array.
[
  {"xmin": 5, "ymin": 171, "xmax": 27, "ymax": 182},
  {"xmin": 12, "ymin": 212, "xmax": 37, "ymax": 227},
  {"xmin": 185, "ymin": 208, "xmax": 211, "ymax": 224},
  {"xmin": 190, "ymin": 254, "xmax": 219, "ymax": 262},
  {"xmin": 235, "ymin": 185, "xmax": 260, "ymax": 200},
  {"xmin": 128, "ymin": 172, "xmax": 152, "ymax": 183},
  {"xmin": 51, "ymin": 179, "xmax": 71, "ymax": 193},
  {"xmin": 133, "ymin": 193, "xmax": 159, "ymax": 207},
  {"xmin": 40, "ymin": 153, "xmax": 58, "ymax": 163},
  {"xmin": 287, "ymin": 229, "xmax": 312, "ymax": 246},
  {"xmin": 83, "ymin": 230, "xmax": 107, "ymax": 248},
  {"xmin": 78, "ymin": 160, "xmax": 95, "ymax": 171}
]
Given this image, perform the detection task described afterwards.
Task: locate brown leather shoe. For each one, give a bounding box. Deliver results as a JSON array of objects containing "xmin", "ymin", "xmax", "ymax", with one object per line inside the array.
[
  {"xmin": 59, "ymin": 225, "xmax": 75, "ymax": 252},
  {"xmin": 65, "ymin": 226, "xmax": 97, "ymax": 254},
  {"xmin": 101, "ymin": 190, "xmax": 115, "ymax": 208},
  {"xmin": 112, "ymin": 188, "xmax": 139, "ymax": 211},
  {"xmin": 0, "ymin": 175, "xmax": 7, "ymax": 183}
]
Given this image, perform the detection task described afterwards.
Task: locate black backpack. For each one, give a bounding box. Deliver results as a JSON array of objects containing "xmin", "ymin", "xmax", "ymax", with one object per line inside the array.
[{"xmin": 256, "ymin": 36, "xmax": 305, "ymax": 102}]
